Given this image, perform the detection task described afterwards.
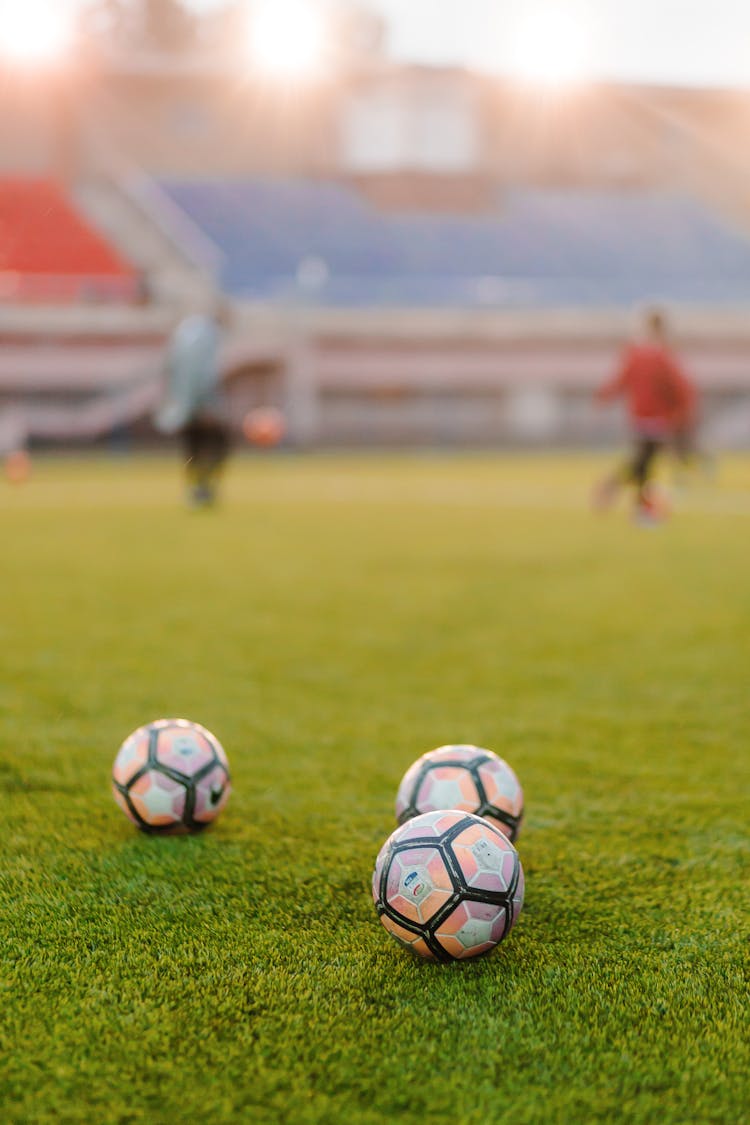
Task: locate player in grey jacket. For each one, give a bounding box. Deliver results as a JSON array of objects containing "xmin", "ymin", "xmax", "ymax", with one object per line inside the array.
[{"xmin": 155, "ymin": 302, "xmax": 231, "ymax": 506}]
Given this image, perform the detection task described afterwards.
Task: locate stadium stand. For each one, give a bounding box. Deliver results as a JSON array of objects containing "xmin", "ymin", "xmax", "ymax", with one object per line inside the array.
[
  {"xmin": 0, "ymin": 178, "xmax": 139, "ymax": 303},
  {"xmin": 159, "ymin": 178, "xmax": 750, "ymax": 308}
]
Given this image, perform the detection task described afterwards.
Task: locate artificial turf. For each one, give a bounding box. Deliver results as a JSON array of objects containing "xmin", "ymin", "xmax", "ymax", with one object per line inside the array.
[{"xmin": 1, "ymin": 453, "xmax": 748, "ymax": 1125}]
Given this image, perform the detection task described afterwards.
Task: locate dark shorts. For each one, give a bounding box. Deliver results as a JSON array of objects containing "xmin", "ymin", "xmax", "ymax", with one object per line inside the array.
[
  {"xmin": 182, "ymin": 413, "xmax": 230, "ymax": 475},
  {"xmin": 625, "ymin": 435, "xmax": 663, "ymax": 486}
]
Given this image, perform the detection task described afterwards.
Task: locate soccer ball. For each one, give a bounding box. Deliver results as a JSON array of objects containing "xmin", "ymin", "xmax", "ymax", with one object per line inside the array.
[
  {"xmin": 373, "ymin": 810, "xmax": 524, "ymax": 961},
  {"xmin": 112, "ymin": 718, "xmax": 231, "ymax": 834},
  {"xmin": 243, "ymin": 406, "xmax": 286, "ymax": 448},
  {"xmin": 395, "ymin": 744, "xmax": 523, "ymax": 842}
]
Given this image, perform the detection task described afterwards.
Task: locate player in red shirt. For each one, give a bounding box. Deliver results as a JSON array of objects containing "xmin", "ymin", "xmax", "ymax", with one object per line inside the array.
[{"xmin": 594, "ymin": 307, "xmax": 696, "ymax": 522}]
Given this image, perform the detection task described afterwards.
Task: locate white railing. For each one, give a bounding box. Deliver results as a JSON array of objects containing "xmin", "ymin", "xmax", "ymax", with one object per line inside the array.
[
  {"xmin": 81, "ymin": 104, "xmax": 224, "ymax": 280},
  {"xmin": 117, "ymin": 167, "xmax": 225, "ymax": 280}
]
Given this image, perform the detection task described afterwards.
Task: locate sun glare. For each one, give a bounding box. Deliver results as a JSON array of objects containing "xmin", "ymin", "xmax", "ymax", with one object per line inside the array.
[
  {"xmin": 505, "ymin": 7, "xmax": 595, "ymax": 88},
  {"xmin": 247, "ymin": 0, "xmax": 329, "ymax": 80},
  {"xmin": 0, "ymin": 1, "xmax": 73, "ymax": 65}
]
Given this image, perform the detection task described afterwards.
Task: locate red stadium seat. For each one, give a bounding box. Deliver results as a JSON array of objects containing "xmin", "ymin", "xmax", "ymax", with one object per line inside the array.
[{"xmin": 0, "ymin": 178, "xmax": 138, "ymax": 303}]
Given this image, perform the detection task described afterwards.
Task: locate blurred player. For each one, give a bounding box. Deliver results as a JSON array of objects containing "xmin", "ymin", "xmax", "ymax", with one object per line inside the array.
[
  {"xmin": 593, "ymin": 307, "xmax": 695, "ymax": 524},
  {"xmin": 155, "ymin": 301, "xmax": 232, "ymax": 507}
]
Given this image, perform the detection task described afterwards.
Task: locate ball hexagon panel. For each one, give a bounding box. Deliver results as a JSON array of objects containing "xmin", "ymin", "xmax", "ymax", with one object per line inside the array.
[
  {"xmin": 155, "ymin": 725, "xmax": 216, "ymax": 778},
  {"xmin": 395, "ymin": 757, "xmax": 428, "ymax": 821},
  {"xmin": 112, "ymin": 785, "xmax": 139, "ymax": 826},
  {"xmin": 380, "ymin": 915, "xmax": 436, "ymax": 961},
  {"xmin": 372, "ymin": 838, "xmax": 391, "ymax": 897},
  {"xmin": 416, "ymin": 767, "xmax": 480, "ymax": 817},
  {"xmin": 434, "ymin": 900, "xmax": 509, "ymax": 959},
  {"xmin": 396, "ymin": 747, "xmax": 480, "ymax": 821},
  {"xmin": 451, "ymin": 822, "xmax": 519, "ymax": 896},
  {"xmin": 211, "ymin": 737, "xmax": 230, "ymax": 772},
  {"xmin": 429, "ymin": 745, "xmax": 483, "ymax": 764},
  {"xmin": 478, "ymin": 757, "xmax": 523, "ymax": 825},
  {"xmin": 193, "ymin": 763, "xmax": 231, "ymax": 824},
  {"xmin": 512, "ymin": 864, "xmax": 526, "ymax": 919},
  {"xmin": 385, "ymin": 847, "xmax": 454, "ymax": 925},
  {"xmin": 112, "ymin": 729, "xmax": 150, "ymax": 787},
  {"xmin": 394, "ymin": 808, "xmax": 466, "ymax": 843},
  {"xmin": 128, "ymin": 770, "xmax": 187, "ymax": 828}
]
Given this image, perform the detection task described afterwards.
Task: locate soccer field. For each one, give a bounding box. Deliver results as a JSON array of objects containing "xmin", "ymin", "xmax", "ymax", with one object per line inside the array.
[{"xmin": 2, "ymin": 454, "xmax": 748, "ymax": 1125}]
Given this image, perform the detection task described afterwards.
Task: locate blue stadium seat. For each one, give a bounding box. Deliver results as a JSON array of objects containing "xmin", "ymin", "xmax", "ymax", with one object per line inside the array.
[{"xmin": 158, "ymin": 178, "xmax": 750, "ymax": 307}]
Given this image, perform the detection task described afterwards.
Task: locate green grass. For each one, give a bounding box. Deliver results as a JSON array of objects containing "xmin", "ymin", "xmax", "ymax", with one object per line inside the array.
[{"xmin": 1, "ymin": 453, "xmax": 748, "ymax": 1125}]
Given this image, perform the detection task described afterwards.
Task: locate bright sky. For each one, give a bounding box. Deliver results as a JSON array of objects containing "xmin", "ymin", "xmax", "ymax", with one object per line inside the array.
[
  {"xmin": 3, "ymin": 0, "xmax": 750, "ymax": 88},
  {"xmin": 189, "ymin": 0, "xmax": 750, "ymax": 89},
  {"xmin": 365, "ymin": 0, "xmax": 750, "ymax": 88}
]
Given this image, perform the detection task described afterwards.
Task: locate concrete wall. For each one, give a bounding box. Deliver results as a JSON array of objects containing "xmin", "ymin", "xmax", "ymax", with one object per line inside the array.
[{"xmin": 229, "ymin": 307, "xmax": 750, "ymax": 448}]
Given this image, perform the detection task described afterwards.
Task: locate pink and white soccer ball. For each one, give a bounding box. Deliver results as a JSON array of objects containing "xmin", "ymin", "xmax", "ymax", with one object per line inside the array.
[
  {"xmin": 395, "ymin": 744, "xmax": 524, "ymax": 842},
  {"xmin": 373, "ymin": 810, "xmax": 524, "ymax": 961},
  {"xmin": 112, "ymin": 719, "xmax": 231, "ymax": 834}
]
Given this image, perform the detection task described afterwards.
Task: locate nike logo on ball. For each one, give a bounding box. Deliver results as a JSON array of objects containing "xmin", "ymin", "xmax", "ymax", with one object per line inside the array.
[{"xmin": 209, "ymin": 784, "xmax": 226, "ymax": 806}]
